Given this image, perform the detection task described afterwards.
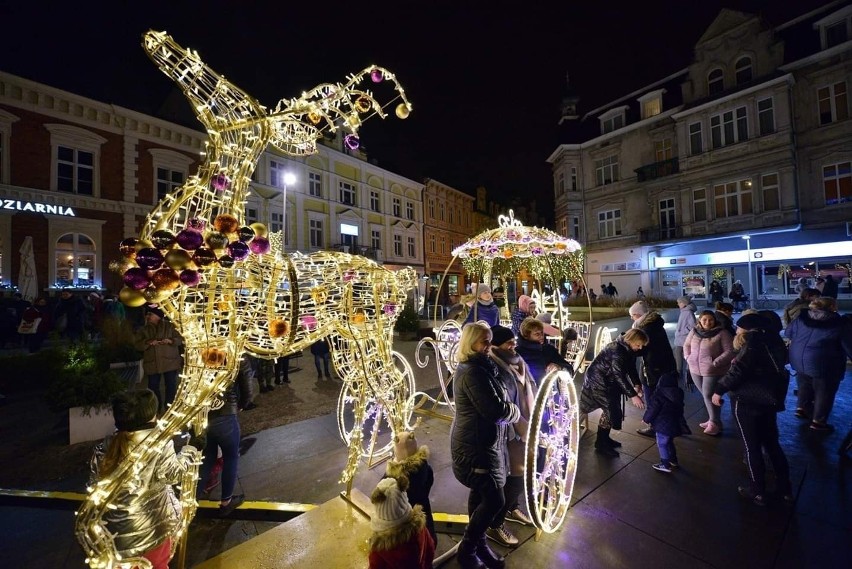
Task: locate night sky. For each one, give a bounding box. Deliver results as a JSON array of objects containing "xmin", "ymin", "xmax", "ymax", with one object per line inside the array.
[{"xmin": 0, "ymin": 0, "xmax": 836, "ymax": 222}]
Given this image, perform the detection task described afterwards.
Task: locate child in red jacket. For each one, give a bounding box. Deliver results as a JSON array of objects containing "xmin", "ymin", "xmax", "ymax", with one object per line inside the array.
[{"xmin": 368, "ymin": 477, "xmax": 435, "ymax": 569}]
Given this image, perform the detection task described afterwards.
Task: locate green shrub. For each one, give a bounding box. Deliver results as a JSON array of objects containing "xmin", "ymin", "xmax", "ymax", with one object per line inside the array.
[
  {"xmin": 46, "ymin": 342, "xmax": 126, "ymax": 414},
  {"xmin": 394, "ymin": 303, "xmax": 420, "ymax": 334}
]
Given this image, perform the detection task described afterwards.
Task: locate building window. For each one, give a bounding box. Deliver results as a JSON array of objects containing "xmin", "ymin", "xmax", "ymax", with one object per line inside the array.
[
  {"xmin": 440, "ymin": 236, "xmax": 446, "ymax": 254},
  {"xmin": 710, "ymin": 107, "xmax": 748, "ymax": 148},
  {"xmin": 758, "ymin": 97, "xmax": 775, "ymax": 135},
  {"xmin": 57, "ymin": 146, "xmax": 94, "ymax": 195},
  {"xmin": 439, "ymin": 203, "xmax": 445, "ymax": 221},
  {"xmin": 594, "ymin": 155, "xmax": 619, "ymax": 186},
  {"xmin": 55, "ymin": 233, "xmax": 96, "ymax": 287},
  {"xmin": 762, "ymin": 173, "xmax": 780, "ymax": 211},
  {"xmin": 406, "ymin": 201, "xmax": 414, "ymax": 220},
  {"xmin": 270, "ymin": 212, "xmax": 282, "ymax": 233},
  {"xmin": 370, "ymin": 191, "xmax": 380, "ymax": 212},
  {"xmin": 597, "ymin": 209, "xmax": 622, "ymax": 238},
  {"xmin": 429, "ymin": 234, "xmax": 436, "ymax": 253},
  {"xmin": 557, "ymin": 171, "xmax": 565, "ymax": 196},
  {"xmin": 407, "ymin": 236, "xmax": 415, "ymax": 257},
  {"xmin": 0, "ymin": 110, "xmax": 17, "ymax": 185},
  {"xmin": 693, "ymin": 188, "xmax": 707, "ymax": 222},
  {"xmin": 428, "ymin": 200, "xmax": 435, "ymax": 219},
  {"xmin": 735, "ymin": 57, "xmax": 752, "ymax": 84},
  {"xmin": 156, "ymin": 167, "xmax": 184, "ymax": 202},
  {"xmin": 713, "ymin": 179, "xmax": 753, "ymax": 218},
  {"xmin": 823, "ymin": 161, "xmax": 852, "ymax": 205},
  {"xmin": 654, "ymin": 138, "xmax": 672, "ymax": 162},
  {"xmin": 559, "ymin": 217, "xmax": 568, "ymax": 236},
  {"xmin": 309, "ymin": 218, "xmax": 323, "ymax": 248},
  {"xmin": 339, "ymin": 181, "xmax": 356, "ymax": 205},
  {"xmin": 602, "ymin": 114, "xmax": 624, "ymax": 134},
  {"xmin": 308, "ymin": 172, "xmax": 322, "ymax": 197},
  {"xmin": 825, "ymin": 20, "xmax": 849, "ymax": 48},
  {"xmin": 642, "ymin": 98, "xmax": 661, "ymax": 119},
  {"xmin": 393, "ymin": 197, "xmax": 401, "ymax": 217},
  {"xmin": 449, "ymin": 207, "xmax": 455, "ymax": 224},
  {"xmin": 0, "ymin": 131, "xmax": 4, "ymax": 184},
  {"xmin": 571, "ymin": 216, "xmax": 580, "ymax": 240},
  {"xmin": 246, "ymin": 208, "xmax": 258, "ymax": 224},
  {"xmin": 570, "ymin": 167, "xmax": 577, "ymax": 191},
  {"xmin": 818, "ymin": 82, "xmax": 848, "ymax": 125},
  {"xmin": 689, "ymin": 122, "xmax": 703, "ymax": 155},
  {"xmin": 393, "ymin": 234, "xmax": 402, "ymax": 256},
  {"xmin": 371, "ymin": 229, "xmax": 381, "ymax": 250},
  {"xmin": 708, "ymin": 68, "xmax": 724, "ymax": 95},
  {"xmin": 270, "ymin": 160, "xmax": 290, "ymax": 188}
]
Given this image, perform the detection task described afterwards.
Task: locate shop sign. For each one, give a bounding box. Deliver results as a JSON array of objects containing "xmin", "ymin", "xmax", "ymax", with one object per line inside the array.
[{"xmin": 1, "ymin": 200, "xmax": 75, "ymax": 216}]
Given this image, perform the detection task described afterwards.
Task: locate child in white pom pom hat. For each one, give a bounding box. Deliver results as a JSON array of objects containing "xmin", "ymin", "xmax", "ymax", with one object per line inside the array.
[{"xmin": 368, "ymin": 477, "xmax": 435, "ymax": 569}]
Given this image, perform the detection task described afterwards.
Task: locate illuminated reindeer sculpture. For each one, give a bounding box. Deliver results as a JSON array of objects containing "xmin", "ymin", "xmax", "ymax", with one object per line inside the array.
[{"xmin": 75, "ymin": 31, "xmax": 416, "ymax": 568}]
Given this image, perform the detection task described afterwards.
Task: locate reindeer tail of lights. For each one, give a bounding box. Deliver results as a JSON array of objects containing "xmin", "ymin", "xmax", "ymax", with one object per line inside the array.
[{"xmin": 77, "ymin": 30, "xmax": 413, "ymax": 568}]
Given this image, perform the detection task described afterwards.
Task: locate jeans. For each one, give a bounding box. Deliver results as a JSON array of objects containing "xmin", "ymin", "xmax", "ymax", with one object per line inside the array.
[
  {"xmin": 274, "ymin": 356, "xmax": 290, "ymax": 383},
  {"xmin": 314, "ymin": 353, "xmax": 331, "ymax": 377},
  {"xmin": 464, "ymin": 471, "xmax": 505, "ymax": 541},
  {"xmin": 732, "ymin": 400, "xmax": 791, "ymax": 496},
  {"xmin": 197, "ymin": 414, "xmax": 241, "ymax": 501},
  {"xmin": 691, "ymin": 374, "xmax": 722, "ymax": 425},
  {"xmin": 655, "ymin": 433, "xmax": 677, "ymax": 465},
  {"xmin": 148, "ymin": 370, "xmax": 178, "ymax": 411},
  {"xmin": 796, "ymin": 373, "xmax": 841, "ymax": 424},
  {"xmin": 493, "ymin": 474, "xmax": 524, "ymax": 526}
]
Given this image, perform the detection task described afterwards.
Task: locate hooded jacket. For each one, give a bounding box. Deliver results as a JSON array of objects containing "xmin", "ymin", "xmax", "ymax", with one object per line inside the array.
[
  {"xmin": 674, "ymin": 302, "xmax": 697, "ymax": 347},
  {"xmin": 450, "ymin": 353, "xmax": 520, "ymax": 487},
  {"xmin": 582, "ymin": 337, "xmax": 641, "ymax": 401},
  {"xmin": 684, "ymin": 325, "xmax": 735, "ymax": 377},
  {"xmin": 511, "ymin": 295, "xmax": 534, "ymax": 335},
  {"xmin": 642, "ymin": 372, "xmax": 691, "ymax": 437},
  {"xmin": 633, "ymin": 311, "xmax": 677, "ymax": 386},
  {"xmin": 785, "ymin": 309, "xmax": 852, "ymax": 381},
  {"xmin": 515, "ymin": 335, "xmax": 573, "ymax": 381},
  {"xmin": 715, "ymin": 330, "xmax": 789, "ymax": 413}
]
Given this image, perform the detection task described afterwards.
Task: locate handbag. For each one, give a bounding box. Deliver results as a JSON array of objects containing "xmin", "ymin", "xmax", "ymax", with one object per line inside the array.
[{"xmin": 17, "ymin": 317, "xmax": 41, "ymax": 334}]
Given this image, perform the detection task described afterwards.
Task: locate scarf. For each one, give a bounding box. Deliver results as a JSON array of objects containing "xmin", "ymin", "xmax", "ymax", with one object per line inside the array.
[{"xmin": 490, "ymin": 350, "xmax": 536, "ymax": 440}]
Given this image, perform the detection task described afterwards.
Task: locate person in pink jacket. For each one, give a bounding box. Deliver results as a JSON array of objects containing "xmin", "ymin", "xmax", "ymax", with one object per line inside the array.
[{"xmin": 684, "ymin": 310, "xmax": 735, "ymax": 436}]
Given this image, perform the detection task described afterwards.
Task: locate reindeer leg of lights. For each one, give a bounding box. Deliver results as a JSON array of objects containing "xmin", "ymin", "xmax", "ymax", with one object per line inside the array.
[{"xmin": 76, "ymin": 30, "xmax": 413, "ymax": 569}]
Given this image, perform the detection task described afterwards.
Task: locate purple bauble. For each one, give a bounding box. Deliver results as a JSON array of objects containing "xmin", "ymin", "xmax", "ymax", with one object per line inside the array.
[
  {"xmin": 123, "ymin": 267, "xmax": 152, "ymax": 290},
  {"xmin": 179, "ymin": 269, "xmax": 201, "ymax": 287},
  {"xmin": 176, "ymin": 228, "xmax": 204, "ymax": 251},
  {"xmin": 370, "ymin": 68, "xmax": 384, "ymax": 83},
  {"xmin": 211, "ymin": 173, "xmax": 230, "ymax": 192},
  {"xmin": 226, "ymin": 240, "xmax": 250, "ymax": 260},
  {"xmin": 135, "ymin": 247, "xmax": 165, "ymax": 270},
  {"xmin": 344, "ymin": 134, "xmax": 360, "ymax": 150},
  {"xmin": 249, "ymin": 236, "xmax": 270, "ymax": 255},
  {"xmin": 187, "ymin": 217, "xmax": 207, "ymax": 231},
  {"xmin": 217, "ymin": 255, "xmax": 235, "ymax": 268}
]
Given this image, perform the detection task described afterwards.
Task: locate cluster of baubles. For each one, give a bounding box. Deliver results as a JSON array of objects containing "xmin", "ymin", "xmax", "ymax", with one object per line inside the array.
[
  {"xmin": 114, "ymin": 207, "xmax": 272, "ymax": 307},
  {"xmin": 452, "ymin": 226, "xmax": 581, "ymax": 260}
]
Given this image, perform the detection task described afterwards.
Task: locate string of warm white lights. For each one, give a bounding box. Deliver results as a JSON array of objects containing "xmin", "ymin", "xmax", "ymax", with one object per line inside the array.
[{"xmin": 75, "ymin": 30, "xmax": 416, "ymax": 568}]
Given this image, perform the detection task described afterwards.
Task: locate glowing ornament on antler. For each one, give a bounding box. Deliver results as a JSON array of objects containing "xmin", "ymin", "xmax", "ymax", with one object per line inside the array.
[{"xmin": 76, "ymin": 30, "xmax": 416, "ymax": 569}]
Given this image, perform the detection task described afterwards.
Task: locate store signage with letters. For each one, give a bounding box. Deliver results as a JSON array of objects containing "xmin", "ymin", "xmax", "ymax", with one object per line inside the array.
[{"xmin": 1, "ymin": 200, "xmax": 76, "ymax": 216}]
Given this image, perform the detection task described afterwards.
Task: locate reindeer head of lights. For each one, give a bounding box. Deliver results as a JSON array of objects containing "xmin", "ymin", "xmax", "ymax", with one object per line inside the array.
[{"xmin": 75, "ymin": 31, "xmax": 416, "ymax": 568}]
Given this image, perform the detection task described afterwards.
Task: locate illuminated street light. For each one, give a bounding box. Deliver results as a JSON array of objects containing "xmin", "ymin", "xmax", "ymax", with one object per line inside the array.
[{"xmin": 742, "ymin": 235, "xmax": 754, "ymax": 305}]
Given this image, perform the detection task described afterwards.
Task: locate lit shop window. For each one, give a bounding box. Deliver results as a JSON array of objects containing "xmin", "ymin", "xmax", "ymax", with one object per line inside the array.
[{"xmin": 55, "ymin": 233, "xmax": 96, "ymax": 287}]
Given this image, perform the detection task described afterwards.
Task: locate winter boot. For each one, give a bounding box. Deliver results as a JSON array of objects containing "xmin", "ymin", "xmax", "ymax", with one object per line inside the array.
[
  {"xmin": 476, "ymin": 535, "xmax": 506, "ymax": 569},
  {"xmin": 458, "ymin": 536, "xmax": 486, "ymax": 569},
  {"xmin": 595, "ymin": 426, "xmax": 619, "ymax": 457}
]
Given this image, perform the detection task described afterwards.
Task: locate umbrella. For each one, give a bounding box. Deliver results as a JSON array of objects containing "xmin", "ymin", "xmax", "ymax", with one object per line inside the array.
[{"xmin": 18, "ymin": 236, "xmax": 38, "ymax": 302}]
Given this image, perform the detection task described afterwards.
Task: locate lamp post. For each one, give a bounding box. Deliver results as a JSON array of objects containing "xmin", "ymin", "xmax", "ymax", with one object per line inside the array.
[
  {"xmin": 281, "ymin": 172, "xmax": 296, "ymax": 253},
  {"xmin": 742, "ymin": 235, "xmax": 754, "ymax": 305}
]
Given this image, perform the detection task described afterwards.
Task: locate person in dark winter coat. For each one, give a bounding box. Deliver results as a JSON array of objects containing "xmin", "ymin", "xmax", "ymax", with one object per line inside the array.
[
  {"xmin": 463, "ymin": 284, "xmax": 501, "ymax": 327},
  {"xmin": 782, "ymin": 288, "xmax": 820, "ymax": 327},
  {"xmin": 821, "ymin": 274, "xmax": 839, "ymax": 298},
  {"xmin": 673, "ymin": 296, "xmax": 697, "ymax": 388},
  {"xmin": 385, "ymin": 430, "xmax": 435, "ymax": 545},
  {"xmin": 515, "ymin": 317, "xmax": 573, "ymax": 382},
  {"xmin": 784, "ymin": 297, "xmax": 852, "ymax": 431},
  {"xmin": 54, "ymin": 288, "xmax": 87, "ymax": 342},
  {"xmin": 450, "ymin": 321, "xmax": 521, "ymax": 569},
  {"xmin": 712, "ymin": 313, "xmax": 792, "ymax": 506},
  {"xmin": 643, "ymin": 371, "xmax": 691, "ymax": 473},
  {"xmin": 629, "ymin": 301, "xmax": 677, "ymax": 437},
  {"xmin": 714, "ymin": 302, "xmax": 736, "ymax": 337},
  {"xmin": 135, "ymin": 305, "xmax": 184, "ymax": 413},
  {"xmin": 196, "ymin": 354, "xmax": 256, "ymax": 516},
  {"xmin": 310, "ymin": 338, "xmax": 332, "ymax": 379},
  {"xmin": 709, "ymin": 280, "xmax": 725, "ymax": 303},
  {"xmin": 368, "ymin": 477, "xmax": 435, "ymax": 569},
  {"xmin": 580, "ymin": 329, "xmax": 647, "ymax": 456}
]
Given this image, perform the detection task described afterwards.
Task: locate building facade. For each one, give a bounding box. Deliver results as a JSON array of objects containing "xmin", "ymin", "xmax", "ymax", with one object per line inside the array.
[
  {"xmin": 423, "ymin": 178, "xmax": 474, "ymax": 306},
  {"xmin": 549, "ymin": 4, "xmax": 852, "ymax": 304},
  {"xmin": 0, "ymin": 71, "xmax": 424, "ymax": 297}
]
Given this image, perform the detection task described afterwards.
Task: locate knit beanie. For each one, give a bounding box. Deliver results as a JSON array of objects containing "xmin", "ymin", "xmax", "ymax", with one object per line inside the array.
[
  {"xmin": 475, "ymin": 283, "xmax": 492, "ymax": 297},
  {"xmin": 490, "ymin": 325, "xmax": 515, "ymax": 346},
  {"xmin": 629, "ymin": 300, "xmax": 649, "ymax": 316},
  {"xmin": 370, "ymin": 477, "xmax": 412, "ymax": 532},
  {"xmin": 112, "ymin": 389, "xmax": 158, "ymax": 431},
  {"xmin": 518, "ymin": 295, "xmax": 533, "ymax": 312},
  {"xmin": 736, "ymin": 313, "xmax": 767, "ymax": 331}
]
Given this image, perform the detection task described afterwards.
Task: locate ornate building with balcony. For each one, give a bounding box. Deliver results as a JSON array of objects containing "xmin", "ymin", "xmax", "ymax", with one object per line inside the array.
[
  {"xmin": 423, "ymin": 178, "xmax": 474, "ymax": 306},
  {"xmin": 549, "ymin": 3, "xmax": 852, "ymax": 304}
]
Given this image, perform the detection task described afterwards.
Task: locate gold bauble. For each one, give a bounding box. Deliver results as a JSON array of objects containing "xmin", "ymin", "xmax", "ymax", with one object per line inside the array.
[
  {"xmin": 213, "ymin": 214, "xmax": 240, "ymax": 234},
  {"xmin": 201, "ymin": 348, "xmax": 227, "ymax": 368},
  {"xmin": 143, "ymin": 287, "xmax": 172, "ymax": 302},
  {"xmin": 250, "ymin": 222, "xmax": 268, "ymax": 237},
  {"xmin": 307, "ymin": 111, "xmax": 322, "ymax": 125},
  {"xmin": 395, "ymin": 103, "xmax": 410, "ymax": 119},
  {"xmin": 151, "ymin": 268, "xmax": 182, "ymax": 290},
  {"xmin": 165, "ymin": 249, "xmax": 193, "ymax": 271},
  {"xmin": 355, "ymin": 96, "xmax": 371, "ymax": 113},
  {"xmin": 119, "ymin": 286, "xmax": 148, "ymax": 307},
  {"xmin": 269, "ymin": 319, "xmax": 290, "ymax": 338}
]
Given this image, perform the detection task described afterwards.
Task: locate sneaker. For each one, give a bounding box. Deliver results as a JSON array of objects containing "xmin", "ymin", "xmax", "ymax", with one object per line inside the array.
[
  {"xmin": 505, "ymin": 508, "xmax": 533, "ymax": 526},
  {"xmin": 809, "ymin": 422, "xmax": 834, "ymax": 432},
  {"xmin": 738, "ymin": 486, "xmax": 767, "ymax": 507},
  {"xmin": 485, "ymin": 524, "xmax": 519, "ymax": 547},
  {"xmin": 652, "ymin": 463, "xmax": 672, "ymax": 473},
  {"xmin": 219, "ymin": 494, "xmax": 245, "ymax": 517},
  {"xmin": 636, "ymin": 427, "xmax": 656, "ymax": 438},
  {"xmin": 794, "ymin": 409, "xmax": 809, "ymax": 420},
  {"xmin": 703, "ymin": 422, "xmax": 721, "ymax": 436},
  {"xmin": 699, "ymin": 421, "xmax": 710, "ymax": 429}
]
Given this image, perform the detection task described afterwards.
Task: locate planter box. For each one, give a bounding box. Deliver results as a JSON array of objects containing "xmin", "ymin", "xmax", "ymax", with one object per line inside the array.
[
  {"xmin": 110, "ymin": 360, "xmax": 144, "ymax": 388},
  {"xmin": 69, "ymin": 405, "xmax": 114, "ymax": 445}
]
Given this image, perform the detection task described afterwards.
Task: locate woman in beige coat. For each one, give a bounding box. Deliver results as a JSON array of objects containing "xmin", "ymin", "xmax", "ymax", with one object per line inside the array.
[
  {"xmin": 135, "ymin": 305, "xmax": 184, "ymax": 412},
  {"xmin": 684, "ymin": 310, "xmax": 735, "ymax": 435}
]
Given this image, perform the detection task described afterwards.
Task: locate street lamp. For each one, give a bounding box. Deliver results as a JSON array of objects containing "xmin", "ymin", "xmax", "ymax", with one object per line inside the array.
[
  {"xmin": 281, "ymin": 172, "xmax": 296, "ymax": 253},
  {"xmin": 742, "ymin": 235, "xmax": 754, "ymax": 305}
]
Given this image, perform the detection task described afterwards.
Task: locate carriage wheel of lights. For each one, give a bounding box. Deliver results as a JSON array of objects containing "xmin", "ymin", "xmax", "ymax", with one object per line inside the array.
[
  {"xmin": 75, "ymin": 31, "xmax": 416, "ymax": 569},
  {"xmin": 436, "ymin": 209, "xmax": 589, "ymax": 534}
]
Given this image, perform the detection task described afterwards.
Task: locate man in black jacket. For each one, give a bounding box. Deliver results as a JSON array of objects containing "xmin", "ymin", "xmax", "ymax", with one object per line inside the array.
[{"xmin": 629, "ymin": 301, "xmax": 677, "ymax": 437}]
